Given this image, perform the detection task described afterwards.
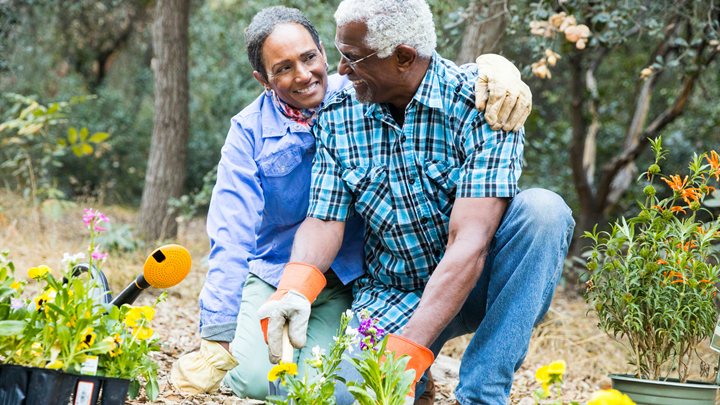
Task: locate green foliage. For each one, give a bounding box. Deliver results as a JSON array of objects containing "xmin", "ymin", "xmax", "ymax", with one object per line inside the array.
[
  {"xmin": 583, "ymin": 138, "xmax": 720, "ymax": 382},
  {"xmin": 0, "ymin": 93, "xmax": 110, "ymax": 205},
  {"xmin": 95, "ymin": 223, "xmax": 144, "ymax": 252}
]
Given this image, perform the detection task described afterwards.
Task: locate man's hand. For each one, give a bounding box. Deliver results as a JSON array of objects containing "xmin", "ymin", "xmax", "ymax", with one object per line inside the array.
[
  {"xmin": 170, "ymin": 339, "xmax": 239, "ymax": 394},
  {"xmin": 256, "ymin": 262, "xmax": 327, "ymax": 364},
  {"xmin": 386, "ymin": 334, "xmax": 435, "ymax": 398},
  {"xmin": 475, "ymin": 54, "xmax": 532, "ymax": 133}
]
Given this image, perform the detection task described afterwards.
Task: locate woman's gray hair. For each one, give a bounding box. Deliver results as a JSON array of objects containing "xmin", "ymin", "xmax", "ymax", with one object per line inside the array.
[
  {"xmin": 245, "ymin": 6, "xmax": 322, "ymax": 80},
  {"xmin": 334, "ymin": 0, "xmax": 436, "ymax": 59}
]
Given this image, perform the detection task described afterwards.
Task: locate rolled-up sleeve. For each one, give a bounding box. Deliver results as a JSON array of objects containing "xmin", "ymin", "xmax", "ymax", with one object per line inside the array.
[
  {"xmin": 198, "ymin": 117, "xmax": 263, "ymax": 341},
  {"xmin": 306, "ymin": 116, "xmax": 354, "ymax": 222},
  {"xmin": 457, "ymin": 114, "xmax": 524, "ymax": 199}
]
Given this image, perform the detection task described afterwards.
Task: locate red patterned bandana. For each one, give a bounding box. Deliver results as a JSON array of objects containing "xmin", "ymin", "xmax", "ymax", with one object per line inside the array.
[{"xmin": 270, "ymin": 90, "xmax": 319, "ymax": 129}]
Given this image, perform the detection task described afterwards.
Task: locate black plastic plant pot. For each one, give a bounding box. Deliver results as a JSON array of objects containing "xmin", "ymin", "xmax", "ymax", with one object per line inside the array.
[
  {"xmin": 0, "ymin": 364, "xmax": 30, "ymax": 404},
  {"xmin": 100, "ymin": 377, "xmax": 131, "ymax": 405},
  {"xmin": 25, "ymin": 367, "xmax": 79, "ymax": 405}
]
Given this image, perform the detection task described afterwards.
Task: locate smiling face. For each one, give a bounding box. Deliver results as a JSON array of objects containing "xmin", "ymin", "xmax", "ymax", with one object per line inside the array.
[{"xmin": 255, "ymin": 23, "xmax": 328, "ymax": 110}]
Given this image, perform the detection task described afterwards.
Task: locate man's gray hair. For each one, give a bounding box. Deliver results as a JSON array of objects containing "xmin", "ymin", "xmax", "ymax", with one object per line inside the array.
[{"xmin": 334, "ymin": 0, "xmax": 436, "ymax": 59}]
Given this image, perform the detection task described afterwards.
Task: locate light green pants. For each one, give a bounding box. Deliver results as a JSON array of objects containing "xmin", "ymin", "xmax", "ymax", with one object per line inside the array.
[{"xmin": 223, "ymin": 271, "xmax": 353, "ymax": 399}]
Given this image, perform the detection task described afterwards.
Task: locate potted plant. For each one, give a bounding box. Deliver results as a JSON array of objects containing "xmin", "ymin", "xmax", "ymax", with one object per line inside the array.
[
  {"xmin": 0, "ymin": 209, "xmax": 165, "ymax": 405},
  {"xmin": 583, "ymin": 138, "xmax": 720, "ymax": 404}
]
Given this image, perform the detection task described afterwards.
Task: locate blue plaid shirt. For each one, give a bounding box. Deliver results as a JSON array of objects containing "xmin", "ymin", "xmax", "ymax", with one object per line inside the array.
[{"xmin": 308, "ymin": 53, "xmax": 524, "ymax": 332}]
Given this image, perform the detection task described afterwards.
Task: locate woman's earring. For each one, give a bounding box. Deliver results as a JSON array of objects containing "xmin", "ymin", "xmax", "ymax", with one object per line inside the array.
[{"xmin": 325, "ymin": 62, "xmax": 330, "ymax": 72}]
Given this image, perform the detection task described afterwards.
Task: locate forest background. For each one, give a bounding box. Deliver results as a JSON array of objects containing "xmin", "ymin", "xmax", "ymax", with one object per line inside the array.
[{"xmin": 1, "ymin": 0, "xmax": 719, "ymax": 283}]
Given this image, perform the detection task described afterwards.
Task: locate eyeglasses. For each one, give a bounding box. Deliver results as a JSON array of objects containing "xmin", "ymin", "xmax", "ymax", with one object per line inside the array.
[{"xmin": 334, "ymin": 40, "xmax": 380, "ymax": 70}]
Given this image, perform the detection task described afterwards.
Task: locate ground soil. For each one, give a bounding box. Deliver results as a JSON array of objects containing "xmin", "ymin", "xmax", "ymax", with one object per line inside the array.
[{"xmin": 2, "ymin": 193, "xmax": 719, "ymax": 404}]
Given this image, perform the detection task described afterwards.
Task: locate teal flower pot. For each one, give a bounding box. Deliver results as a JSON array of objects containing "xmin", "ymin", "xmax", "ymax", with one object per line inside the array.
[{"xmin": 610, "ymin": 373, "xmax": 719, "ymax": 405}]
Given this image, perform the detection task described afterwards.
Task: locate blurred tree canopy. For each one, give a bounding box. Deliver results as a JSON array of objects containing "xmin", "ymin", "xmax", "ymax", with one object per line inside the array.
[{"xmin": 1, "ymin": 0, "xmax": 718, "ymax": 255}]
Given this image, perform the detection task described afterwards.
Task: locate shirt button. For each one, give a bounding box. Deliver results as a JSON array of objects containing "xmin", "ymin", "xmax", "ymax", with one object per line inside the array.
[
  {"xmin": 279, "ymin": 166, "xmax": 286, "ymax": 172},
  {"xmin": 420, "ymin": 217, "xmax": 429, "ymax": 224},
  {"xmin": 408, "ymin": 178, "xmax": 415, "ymax": 185},
  {"xmin": 293, "ymin": 124, "xmax": 302, "ymax": 130},
  {"xmin": 400, "ymin": 135, "xmax": 407, "ymax": 143}
]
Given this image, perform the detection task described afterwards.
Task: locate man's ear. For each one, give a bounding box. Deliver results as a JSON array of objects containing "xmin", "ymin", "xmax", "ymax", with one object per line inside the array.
[
  {"xmin": 253, "ymin": 71, "xmax": 270, "ymax": 90},
  {"xmin": 395, "ymin": 45, "xmax": 418, "ymax": 72}
]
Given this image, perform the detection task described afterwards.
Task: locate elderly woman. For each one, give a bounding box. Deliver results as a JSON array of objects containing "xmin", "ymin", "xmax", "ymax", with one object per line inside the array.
[{"xmin": 171, "ymin": 5, "xmax": 531, "ymax": 400}]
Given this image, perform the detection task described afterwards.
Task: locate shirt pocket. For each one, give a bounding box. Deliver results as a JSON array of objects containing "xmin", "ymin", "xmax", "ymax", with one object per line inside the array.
[
  {"xmin": 342, "ymin": 166, "xmax": 396, "ymax": 234},
  {"xmin": 423, "ymin": 161, "xmax": 459, "ymax": 218},
  {"xmin": 258, "ymin": 146, "xmax": 312, "ymax": 226}
]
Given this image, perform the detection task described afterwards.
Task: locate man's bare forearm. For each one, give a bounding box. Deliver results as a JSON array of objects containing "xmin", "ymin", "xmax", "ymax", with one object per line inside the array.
[
  {"xmin": 401, "ymin": 197, "xmax": 508, "ymax": 348},
  {"xmin": 289, "ymin": 216, "xmax": 346, "ymax": 273}
]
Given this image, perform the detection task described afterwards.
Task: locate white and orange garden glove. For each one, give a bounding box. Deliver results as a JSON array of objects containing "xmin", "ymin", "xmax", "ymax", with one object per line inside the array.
[
  {"xmin": 475, "ymin": 54, "xmax": 533, "ymax": 133},
  {"xmin": 170, "ymin": 339, "xmax": 239, "ymax": 394},
  {"xmin": 386, "ymin": 334, "xmax": 435, "ymax": 398},
  {"xmin": 257, "ymin": 262, "xmax": 327, "ymax": 364}
]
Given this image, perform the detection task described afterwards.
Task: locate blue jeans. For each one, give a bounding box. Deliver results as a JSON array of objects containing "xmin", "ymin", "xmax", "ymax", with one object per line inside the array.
[{"xmin": 334, "ymin": 188, "xmax": 575, "ymax": 405}]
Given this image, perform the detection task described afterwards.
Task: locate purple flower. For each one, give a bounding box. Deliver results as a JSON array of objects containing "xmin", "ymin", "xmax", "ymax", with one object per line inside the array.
[
  {"xmin": 11, "ymin": 298, "xmax": 23, "ymax": 310},
  {"xmin": 83, "ymin": 208, "xmax": 110, "ymax": 229},
  {"xmin": 358, "ymin": 311, "xmax": 386, "ymax": 351}
]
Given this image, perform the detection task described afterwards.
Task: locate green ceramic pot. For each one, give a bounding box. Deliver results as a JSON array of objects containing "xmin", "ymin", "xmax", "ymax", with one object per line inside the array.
[{"xmin": 610, "ymin": 373, "xmax": 718, "ymax": 405}]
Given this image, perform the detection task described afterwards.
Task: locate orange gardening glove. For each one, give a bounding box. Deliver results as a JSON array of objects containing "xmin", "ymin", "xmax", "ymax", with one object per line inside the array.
[
  {"xmin": 256, "ymin": 262, "xmax": 326, "ymax": 363},
  {"xmin": 386, "ymin": 333, "xmax": 435, "ymax": 398}
]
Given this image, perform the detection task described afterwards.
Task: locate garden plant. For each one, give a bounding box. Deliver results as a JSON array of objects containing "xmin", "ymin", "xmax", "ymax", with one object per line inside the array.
[
  {"xmin": 0, "ymin": 208, "xmax": 165, "ymax": 401},
  {"xmin": 266, "ymin": 309, "xmax": 415, "ymax": 405},
  {"xmin": 583, "ymin": 137, "xmax": 720, "ymax": 382}
]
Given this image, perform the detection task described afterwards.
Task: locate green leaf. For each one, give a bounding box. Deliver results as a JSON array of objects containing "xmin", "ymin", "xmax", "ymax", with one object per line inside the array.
[
  {"xmin": 68, "ymin": 127, "xmax": 78, "ymax": 144},
  {"xmin": 71, "ymin": 146, "xmax": 83, "ymax": 157},
  {"xmin": 128, "ymin": 379, "xmax": 140, "ymax": 399},
  {"xmin": 88, "ymin": 132, "xmax": 110, "ymax": 143},
  {"xmin": 0, "ymin": 320, "xmax": 27, "ymax": 336},
  {"xmin": 81, "ymin": 144, "xmax": 93, "ymax": 155},
  {"xmin": 0, "ymin": 287, "xmax": 16, "ymax": 299},
  {"xmin": 56, "ymin": 139, "xmax": 67, "ymax": 146},
  {"xmin": 146, "ymin": 376, "xmax": 159, "ymax": 401},
  {"xmin": 79, "ymin": 127, "xmax": 89, "ymax": 141}
]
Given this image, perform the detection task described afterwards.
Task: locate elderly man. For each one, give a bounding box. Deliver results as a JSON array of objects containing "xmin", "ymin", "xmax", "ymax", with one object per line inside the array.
[{"xmin": 257, "ymin": 0, "xmax": 575, "ymax": 404}]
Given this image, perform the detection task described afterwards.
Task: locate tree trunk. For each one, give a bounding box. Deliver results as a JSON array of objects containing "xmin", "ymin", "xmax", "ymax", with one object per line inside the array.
[
  {"xmin": 138, "ymin": 0, "xmax": 189, "ymax": 241},
  {"xmin": 456, "ymin": 0, "xmax": 508, "ymax": 64}
]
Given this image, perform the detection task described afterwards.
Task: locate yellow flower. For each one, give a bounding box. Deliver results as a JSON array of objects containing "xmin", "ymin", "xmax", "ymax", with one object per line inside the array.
[
  {"xmin": 268, "ymin": 361, "xmax": 298, "ymax": 385},
  {"xmin": 103, "ymin": 335, "xmax": 124, "ymax": 357},
  {"xmin": 34, "ymin": 289, "xmax": 56, "ymax": 313},
  {"xmin": 133, "ymin": 327, "xmax": 154, "ymax": 340},
  {"xmin": 46, "ymin": 360, "xmax": 64, "ymax": 370},
  {"xmin": 124, "ymin": 306, "xmax": 155, "ymax": 327},
  {"xmin": 547, "ymin": 360, "xmax": 566, "ymax": 376},
  {"xmin": 79, "ymin": 327, "xmax": 97, "ymax": 350},
  {"xmin": 588, "ymin": 389, "xmax": 636, "ymax": 405},
  {"xmin": 10, "ymin": 281, "xmax": 23, "ymax": 290},
  {"xmin": 535, "ymin": 365, "xmax": 551, "ymax": 394},
  {"xmin": 28, "ymin": 265, "xmax": 51, "ymax": 279},
  {"xmin": 31, "ymin": 342, "xmax": 43, "ymax": 357}
]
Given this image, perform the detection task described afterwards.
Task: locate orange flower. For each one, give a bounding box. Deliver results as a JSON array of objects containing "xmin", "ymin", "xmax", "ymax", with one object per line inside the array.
[
  {"xmin": 656, "ymin": 259, "xmax": 668, "ymax": 265},
  {"xmin": 707, "ymin": 186, "xmax": 716, "ymax": 195},
  {"xmin": 671, "ymin": 279, "xmax": 686, "ymax": 284},
  {"xmin": 671, "ymin": 206, "xmax": 687, "ymax": 214},
  {"xmin": 681, "ymin": 187, "xmax": 702, "ymax": 204},
  {"xmin": 699, "ymin": 280, "xmax": 713, "ymax": 284},
  {"xmin": 706, "ymin": 151, "xmax": 719, "ymax": 181},
  {"xmin": 663, "ymin": 174, "xmax": 688, "ymax": 190}
]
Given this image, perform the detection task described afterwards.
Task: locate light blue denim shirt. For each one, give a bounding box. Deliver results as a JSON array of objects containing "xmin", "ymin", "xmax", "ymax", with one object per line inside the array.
[{"xmin": 199, "ymin": 74, "xmax": 365, "ymax": 341}]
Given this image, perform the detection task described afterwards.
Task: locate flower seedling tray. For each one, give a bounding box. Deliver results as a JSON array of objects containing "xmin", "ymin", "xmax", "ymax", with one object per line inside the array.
[{"xmin": 0, "ymin": 364, "xmax": 130, "ymax": 405}]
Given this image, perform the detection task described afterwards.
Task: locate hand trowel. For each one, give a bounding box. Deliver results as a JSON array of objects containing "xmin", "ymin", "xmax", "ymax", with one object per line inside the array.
[{"xmin": 268, "ymin": 324, "xmax": 294, "ymax": 397}]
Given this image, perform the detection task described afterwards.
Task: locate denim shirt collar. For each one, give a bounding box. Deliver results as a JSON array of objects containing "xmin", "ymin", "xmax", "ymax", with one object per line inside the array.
[{"xmin": 261, "ymin": 74, "xmax": 350, "ymax": 138}]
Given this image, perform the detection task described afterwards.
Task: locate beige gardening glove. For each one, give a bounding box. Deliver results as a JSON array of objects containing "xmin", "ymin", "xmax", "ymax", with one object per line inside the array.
[
  {"xmin": 257, "ymin": 262, "xmax": 327, "ymax": 364},
  {"xmin": 475, "ymin": 54, "xmax": 533, "ymax": 133},
  {"xmin": 170, "ymin": 339, "xmax": 239, "ymax": 394}
]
